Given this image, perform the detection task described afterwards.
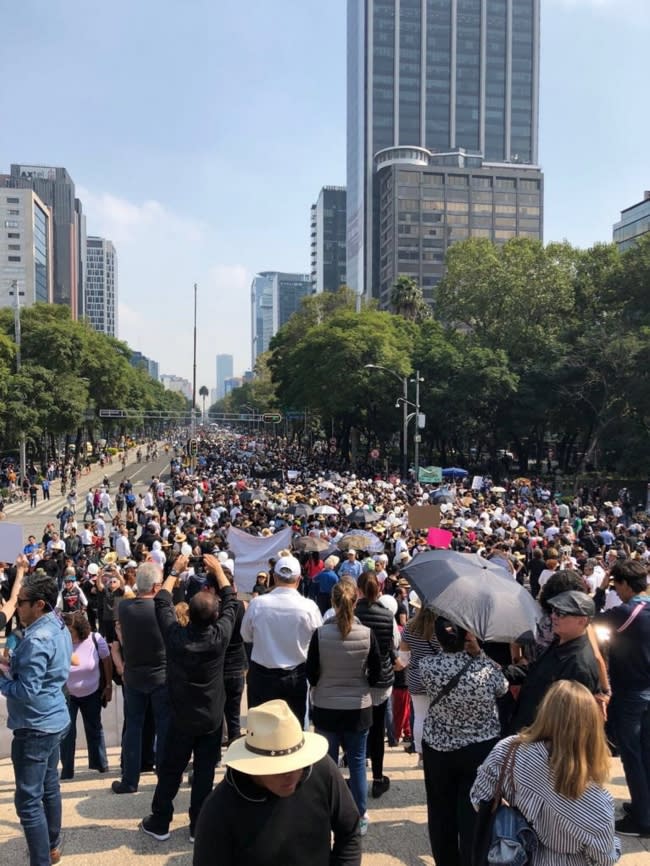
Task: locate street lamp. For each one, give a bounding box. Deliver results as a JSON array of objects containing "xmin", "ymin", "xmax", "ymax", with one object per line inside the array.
[
  {"xmin": 364, "ymin": 364, "xmax": 408, "ymax": 480},
  {"xmin": 3, "ymin": 280, "xmax": 28, "ymax": 484}
]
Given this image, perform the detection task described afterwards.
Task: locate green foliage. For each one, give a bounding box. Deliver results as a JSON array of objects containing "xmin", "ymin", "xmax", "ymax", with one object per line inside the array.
[
  {"xmin": 251, "ymin": 236, "xmax": 650, "ymax": 475},
  {"xmin": 0, "ymin": 303, "xmax": 184, "ymax": 458}
]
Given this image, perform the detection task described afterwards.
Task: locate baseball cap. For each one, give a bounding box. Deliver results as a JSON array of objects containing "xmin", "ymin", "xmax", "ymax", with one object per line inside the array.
[
  {"xmin": 87, "ymin": 563, "xmax": 100, "ymax": 576},
  {"xmin": 549, "ymin": 590, "xmax": 595, "ymax": 618},
  {"xmin": 274, "ymin": 555, "xmax": 302, "ymax": 580}
]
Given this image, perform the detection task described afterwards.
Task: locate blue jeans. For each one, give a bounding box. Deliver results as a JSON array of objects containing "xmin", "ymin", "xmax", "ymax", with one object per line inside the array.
[
  {"xmin": 610, "ymin": 689, "xmax": 650, "ymax": 828},
  {"xmin": 12, "ymin": 727, "xmax": 67, "ymax": 866},
  {"xmin": 60, "ymin": 688, "xmax": 108, "ymax": 778},
  {"xmin": 122, "ymin": 683, "xmax": 170, "ymax": 790},
  {"xmin": 317, "ymin": 727, "xmax": 368, "ymax": 817}
]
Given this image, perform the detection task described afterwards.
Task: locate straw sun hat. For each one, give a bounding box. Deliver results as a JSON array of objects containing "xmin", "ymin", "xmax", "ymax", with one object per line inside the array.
[{"xmin": 224, "ymin": 701, "xmax": 328, "ymax": 775}]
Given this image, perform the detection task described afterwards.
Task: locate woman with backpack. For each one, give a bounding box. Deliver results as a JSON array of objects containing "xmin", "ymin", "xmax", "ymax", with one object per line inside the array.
[{"xmin": 471, "ymin": 680, "xmax": 620, "ymax": 865}]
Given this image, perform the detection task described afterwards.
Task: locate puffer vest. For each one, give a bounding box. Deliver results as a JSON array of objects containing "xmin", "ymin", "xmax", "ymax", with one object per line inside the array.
[
  {"xmin": 355, "ymin": 598, "xmax": 395, "ymax": 689},
  {"xmin": 311, "ymin": 620, "xmax": 372, "ymax": 710}
]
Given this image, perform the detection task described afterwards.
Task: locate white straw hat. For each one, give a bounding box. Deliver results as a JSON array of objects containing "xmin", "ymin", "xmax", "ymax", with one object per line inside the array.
[{"xmin": 224, "ymin": 700, "xmax": 328, "ymax": 775}]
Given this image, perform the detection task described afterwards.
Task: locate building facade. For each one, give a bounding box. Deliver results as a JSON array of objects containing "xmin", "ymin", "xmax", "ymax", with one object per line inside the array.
[
  {"xmin": 4, "ymin": 165, "xmax": 86, "ymax": 318},
  {"xmin": 310, "ymin": 186, "xmax": 347, "ymax": 293},
  {"xmin": 376, "ymin": 150, "xmax": 542, "ymax": 305},
  {"xmin": 85, "ymin": 236, "xmax": 118, "ymax": 336},
  {"xmin": 160, "ymin": 374, "xmax": 192, "ymax": 400},
  {"xmin": 0, "ymin": 188, "xmax": 53, "ymax": 306},
  {"xmin": 251, "ymin": 271, "xmax": 311, "ymax": 364},
  {"xmin": 216, "ymin": 353, "xmax": 234, "ymax": 400},
  {"xmin": 347, "ymin": 0, "xmax": 542, "ymax": 301},
  {"xmin": 613, "ymin": 191, "xmax": 650, "ymax": 252}
]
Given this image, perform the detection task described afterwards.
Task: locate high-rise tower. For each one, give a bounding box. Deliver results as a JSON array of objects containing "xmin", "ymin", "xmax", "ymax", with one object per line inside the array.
[{"xmin": 347, "ymin": 0, "xmax": 542, "ymax": 301}]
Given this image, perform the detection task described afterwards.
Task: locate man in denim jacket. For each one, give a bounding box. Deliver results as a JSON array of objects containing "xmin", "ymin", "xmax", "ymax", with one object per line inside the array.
[{"xmin": 0, "ymin": 570, "xmax": 72, "ymax": 866}]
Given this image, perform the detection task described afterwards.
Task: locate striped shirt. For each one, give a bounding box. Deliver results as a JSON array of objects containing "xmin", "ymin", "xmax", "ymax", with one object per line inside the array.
[
  {"xmin": 402, "ymin": 623, "xmax": 440, "ymax": 695},
  {"xmin": 470, "ymin": 737, "xmax": 620, "ymax": 866}
]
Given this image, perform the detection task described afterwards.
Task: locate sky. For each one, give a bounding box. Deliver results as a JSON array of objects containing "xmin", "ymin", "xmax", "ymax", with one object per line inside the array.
[{"xmin": 1, "ymin": 0, "xmax": 648, "ymax": 390}]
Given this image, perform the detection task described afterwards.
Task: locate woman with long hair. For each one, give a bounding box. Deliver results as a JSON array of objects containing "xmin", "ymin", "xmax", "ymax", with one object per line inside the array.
[
  {"xmin": 399, "ymin": 603, "xmax": 440, "ymax": 763},
  {"xmin": 307, "ymin": 578, "xmax": 381, "ymax": 836},
  {"xmin": 60, "ymin": 610, "xmax": 113, "ymax": 779},
  {"xmin": 355, "ymin": 571, "xmax": 398, "ymax": 800},
  {"xmin": 471, "ymin": 680, "xmax": 620, "ymax": 865}
]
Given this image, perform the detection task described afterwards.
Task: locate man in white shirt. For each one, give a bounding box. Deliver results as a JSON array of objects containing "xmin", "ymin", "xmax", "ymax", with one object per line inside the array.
[
  {"xmin": 115, "ymin": 527, "xmax": 132, "ymax": 562},
  {"xmin": 241, "ymin": 555, "xmax": 322, "ymax": 723}
]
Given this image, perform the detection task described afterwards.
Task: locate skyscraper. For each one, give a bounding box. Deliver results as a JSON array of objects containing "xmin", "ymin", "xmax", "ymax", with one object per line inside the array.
[
  {"xmin": 216, "ymin": 353, "xmax": 234, "ymax": 400},
  {"xmin": 0, "ymin": 188, "xmax": 53, "ymax": 306},
  {"xmin": 310, "ymin": 186, "xmax": 347, "ymax": 293},
  {"xmin": 5, "ymin": 165, "xmax": 86, "ymax": 318},
  {"xmin": 347, "ymin": 0, "xmax": 542, "ymax": 301},
  {"xmin": 251, "ymin": 271, "xmax": 311, "ymax": 364},
  {"xmin": 85, "ymin": 236, "xmax": 118, "ymax": 336}
]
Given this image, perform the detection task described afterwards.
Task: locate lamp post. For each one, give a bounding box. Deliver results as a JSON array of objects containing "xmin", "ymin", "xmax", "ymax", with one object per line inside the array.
[
  {"xmin": 411, "ymin": 370, "xmax": 424, "ymax": 481},
  {"xmin": 364, "ymin": 364, "xmax": 408, "ymax": 480},
  {"xmin": 8, "ymin": 281, "xmax": 27, "ymax": 484}
]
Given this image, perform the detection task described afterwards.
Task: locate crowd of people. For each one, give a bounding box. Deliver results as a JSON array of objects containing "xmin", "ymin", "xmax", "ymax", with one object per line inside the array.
[{"xmin": 0, "ymin": 427, "xmax": 648, "ymax": 865}]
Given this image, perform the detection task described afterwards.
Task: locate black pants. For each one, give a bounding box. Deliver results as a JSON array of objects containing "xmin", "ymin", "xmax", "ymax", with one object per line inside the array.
[
  {"xmin": 223, "ymin": 673, "xmax": 245, "ymax": 743},
  {"xmin": 422, "ymin": 737, "xmax": 498, "ymax": 866},
  {"xmin": 247, "ymin": 661, "xmax": 307, "ymax": 724},
  {"xmin": 151, "ymin": 722, "xmax": 222, "ymax": 834},
  {"xmin": 367, "ymin": 699, "xmax": 388, "ymax": 780}
]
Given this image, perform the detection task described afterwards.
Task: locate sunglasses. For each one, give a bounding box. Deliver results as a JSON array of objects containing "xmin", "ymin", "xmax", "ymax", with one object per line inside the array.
[{"xmin": 16, "ymin": 597, "xmax": 32, "ymax": 607}]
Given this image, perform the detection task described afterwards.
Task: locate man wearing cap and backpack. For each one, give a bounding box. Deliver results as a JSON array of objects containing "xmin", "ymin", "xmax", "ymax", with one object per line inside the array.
[
  {"xmin": 193, "ymin": 699, "xmax": 361, "ymax": 866},
  {"xmin": 241, "ymin": 554, "xmax": 322, "ymax": 724}
]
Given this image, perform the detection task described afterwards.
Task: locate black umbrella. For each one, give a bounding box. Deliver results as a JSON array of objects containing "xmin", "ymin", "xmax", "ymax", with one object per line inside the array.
[
  {"xmin": 288, "ymin": 503, "xmax": 313, "ymax": 519},
  {"xmin": 401, "ymin": 550, "xmax": 541, "ymax": 643},
  {"xmin": 348, "ymin": 508, "xmax": 381, "ymax": 525},
  {"xmin": 429, "ymin": 489, "xmax": 455, "ymax": 505},
  {"xmin": 240, "ymin": 489, "xmax": 268, "ymax": 502}
]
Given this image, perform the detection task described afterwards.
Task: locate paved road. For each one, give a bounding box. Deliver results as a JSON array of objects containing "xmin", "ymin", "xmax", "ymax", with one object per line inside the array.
[{"xmin": 1, "ymin": 447, "xmax": 171, "ymax": 543}]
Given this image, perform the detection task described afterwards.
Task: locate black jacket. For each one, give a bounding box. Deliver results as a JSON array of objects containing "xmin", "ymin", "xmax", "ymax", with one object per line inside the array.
[
  {"xmin": 354, "ymin": 598, "xmax": 395, "ymax": 689},
  {"xmin": 506, "ymin": 633, "xmax": 599, "ymax": 731},
  {"xmin": 193, "ymin": 756, "xmax": 361, "ymax": 866},
  {"xmin": 155, "ymin": 586, "xmax": 238, "ymax": 734},
  {"xmin": 595, "ymin": 592, "xmax": 650, "ymax": 692}
]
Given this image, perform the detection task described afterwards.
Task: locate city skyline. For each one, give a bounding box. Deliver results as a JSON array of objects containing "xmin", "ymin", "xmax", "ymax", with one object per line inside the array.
[{"xmin": 1, "ymin": 0, "xmax": 648, "ymax": 384}]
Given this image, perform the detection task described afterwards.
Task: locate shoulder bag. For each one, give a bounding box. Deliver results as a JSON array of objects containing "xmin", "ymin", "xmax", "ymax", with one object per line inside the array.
[
  {"xmin": 472, "ymin": 739, "xmax": 538, "ymax": 866},
  {"xmin": 429, "ymin": 655, "xmax": 474, "ymax": 708}
]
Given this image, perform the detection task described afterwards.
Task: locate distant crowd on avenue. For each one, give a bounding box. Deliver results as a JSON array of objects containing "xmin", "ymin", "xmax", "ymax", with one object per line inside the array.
[{"xmin": 0, "ymin": 428, "xmax": 648, "ymax": 866}]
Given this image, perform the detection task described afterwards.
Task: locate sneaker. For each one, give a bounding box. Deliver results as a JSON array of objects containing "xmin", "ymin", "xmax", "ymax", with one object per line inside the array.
[
  {"xmin": 371, "ymin": 775, "xmax": 390, "ymax": 798},
  {"xmin": 111, "ymin": 780, "xmax": 137, "ymax": 794},
  {"xmin": 359, "ymin": 815, "xmax": 369, "ymax": 837},
  {"xmin": 140, "ymin": 816, "xmax": 170, "ymax": 841},
  {"xmin": 189, "ymin": 832, "xmax": 195, "ymax": 844},
  {"xmin": 615, "ymin": 815, "xmax": 650, "ymax": 837},
  {"xmin": 622, "ymin": 801, "xmax": 632, "ymax": 815},
  {"xmin": 417, "ymin": 754, "xmax": 424, "ymax": 770}
]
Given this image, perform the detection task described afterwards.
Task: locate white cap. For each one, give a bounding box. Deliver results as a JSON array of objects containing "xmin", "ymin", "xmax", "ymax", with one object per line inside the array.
[
  {"xmin": 87, "ymin": 563, "xmax": 100, "ymax": 576},
  {"xmin": 274, "ymin": 555, "xmax": 302, "ymax": 580}
]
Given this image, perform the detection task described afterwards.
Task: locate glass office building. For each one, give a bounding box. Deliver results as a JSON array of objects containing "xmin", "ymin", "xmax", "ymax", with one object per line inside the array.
[
  {"xmin": 251, "ymin": 271, "xmax": 312, "ymax": 365},
  {"xmin": 347, "ymin": 0, "xmax": 542, "ymax": 301},
  {"xmin": 613, "ymin": 192, "xmax": 650, "ymax": 252},
  {"xmin": 85, "ymin": 236, "xmax": 118, "ymax": 336},
  {"xmin": 310, "ymin": 186, "xmax": 347, "ymax": 293}
]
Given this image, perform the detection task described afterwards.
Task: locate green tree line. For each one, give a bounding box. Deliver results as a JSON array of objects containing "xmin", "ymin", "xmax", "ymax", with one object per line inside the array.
[
  {"xmin": 0, "ymin": 304, "xmax": 187, "ymax": 465},
  {"xmin": 212, "ymin": 235, "xmax": 650, "ymax": 478}
]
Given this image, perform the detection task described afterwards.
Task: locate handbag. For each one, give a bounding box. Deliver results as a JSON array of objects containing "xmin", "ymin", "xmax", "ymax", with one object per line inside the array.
[
  {"xmin": 91, "ymin": 633, "xmax": 109, "ymax": 707},
  {"xmin": 472, "ymin": 739, "xmax": 538, "ymax": 866}
]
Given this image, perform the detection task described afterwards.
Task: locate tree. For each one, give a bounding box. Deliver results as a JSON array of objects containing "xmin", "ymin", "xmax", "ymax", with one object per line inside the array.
[
  {"xmin": 390, "ymin": 275, "xmax": 431, "ymax": 322},
  {"xmin": 199, "ymin": 385, "xmax": 209, "ymax": 420}
]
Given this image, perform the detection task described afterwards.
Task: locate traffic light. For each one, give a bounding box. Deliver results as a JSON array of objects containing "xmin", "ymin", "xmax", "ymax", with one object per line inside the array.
[
  {"xmin": 262, "ymin": 413, "xmax": 282, "ymax": 424},
  {"xmin": 189, "ymin": 439, "xmax": 198, "ymax": 456}
]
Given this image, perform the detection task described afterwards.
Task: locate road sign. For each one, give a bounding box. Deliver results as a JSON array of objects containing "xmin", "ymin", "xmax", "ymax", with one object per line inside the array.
[
  {"xmin": 189, "ymin": 439, "xmax": 198, "ymax": 456},
  {"xmin": 263, "ymin": 413, "xmax": 282, "ymax": 424}
]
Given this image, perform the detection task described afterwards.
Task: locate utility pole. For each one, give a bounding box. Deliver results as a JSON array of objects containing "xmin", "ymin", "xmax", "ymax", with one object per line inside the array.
[
  {"xmin": 413, "ymin": 369, "xmax": 423, "ymax": 481},
  {"xmin": 9, "ymin": 281, "xmax": 27, "ymax": 484}
]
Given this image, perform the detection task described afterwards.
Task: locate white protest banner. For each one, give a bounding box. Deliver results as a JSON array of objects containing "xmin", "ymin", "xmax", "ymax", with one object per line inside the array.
[
  {"xmin": 226, "ymin": 526, "xmax": 293, "ymax": 593},
  {"xmin": 471, "ymin": 475, "xmax": 483, "ymax": 491}
]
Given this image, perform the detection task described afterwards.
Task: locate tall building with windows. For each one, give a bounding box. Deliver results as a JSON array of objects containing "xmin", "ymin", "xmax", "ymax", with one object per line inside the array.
[
  {"xmin": 85, "ymin": 236, "xmax": 118, "ymax": 336},
  {"xmin": 347, "ymin": 0, "xmax": 542, "ymax": 302},
  {"xmin": 4, "ymin": 165, "xmax": 86, "ymax": 318},
  {"xmin": 613, "ymin": 191, "xmax": 650, "ymax": 252},
  {"xmin": 0, "ymin": 188, "xmax": 53, "ymax": 306},
  {"xmin": 310, "ymin": 187, "xmax": 347, "ymax": 293},
  {"xmin": 216, "ymin": 353, "xmax": 234, "ymax": 400},
  {"xmin": 251, "ymin": 271, "xmax": 311, "ymax": 364}
]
